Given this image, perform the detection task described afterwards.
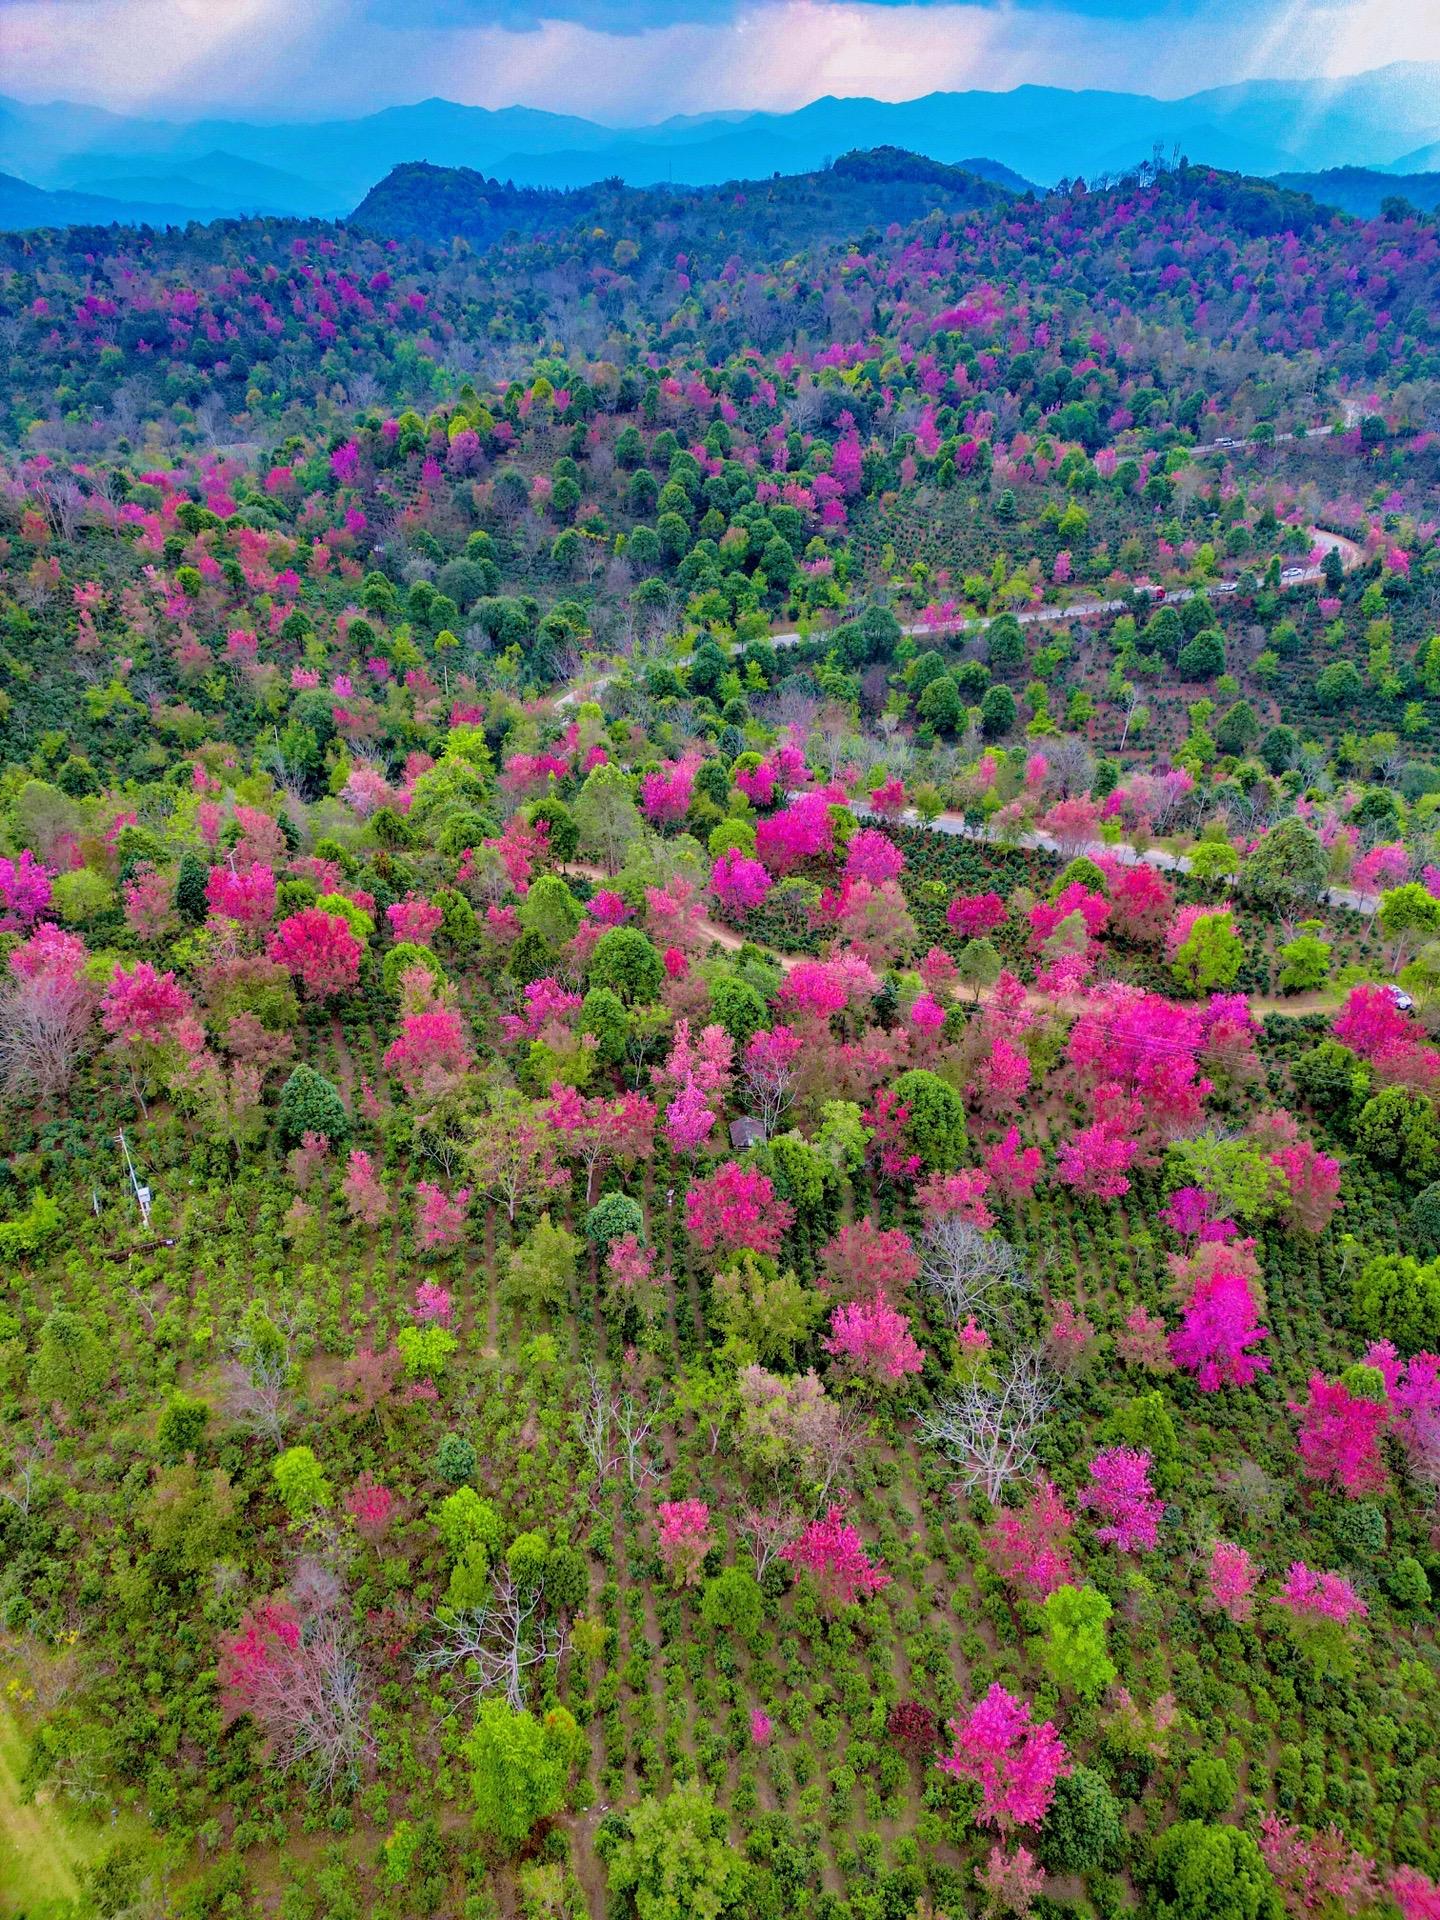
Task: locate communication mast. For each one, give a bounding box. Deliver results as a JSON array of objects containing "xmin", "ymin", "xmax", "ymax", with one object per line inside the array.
[{"xmin": 118, "ymin": 1131, "xmax": 152, "ymax": 1231}]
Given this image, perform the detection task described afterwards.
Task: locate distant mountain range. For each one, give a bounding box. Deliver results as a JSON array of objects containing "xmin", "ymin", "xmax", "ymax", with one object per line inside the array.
[
  {"xmin": 1273, "ymin": 168, "xmax": 1440, "ymax": 218},
  {"xmin": 0, "ymin": 61, "xmax": 1436, "ymax": 233}
]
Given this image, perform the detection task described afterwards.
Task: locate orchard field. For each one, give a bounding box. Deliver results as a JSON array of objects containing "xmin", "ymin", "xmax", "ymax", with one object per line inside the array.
[{"xmin": 0, "ymin": 145, "xmax": 1439, "ymax": 1920}]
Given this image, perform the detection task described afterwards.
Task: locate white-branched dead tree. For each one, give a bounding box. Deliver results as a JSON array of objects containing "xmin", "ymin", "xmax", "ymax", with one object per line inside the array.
[
  {"xmin": 573, "ymin": 1363, "xmax": 660, "ymax": 1493},
  {"xmin": 574, "ymin": 1362, "xmax": 622, "ymax": 1493},
  {"xmin": 919, "ymin": 1348, "xmax": 1059, "ymax": 1502},
  {"xmin": 417, "ymin": 1572, "xmax": 568, "ymax": 1715},
  {"xmin": 0, "ymin": 968, "xmax": 94, "ymax": 1101},
  {"xmin": 736, "ymin": 1501, "xmax": 801, "ymax": 1581},
  {"xmin": 919, "ymin": 1217, "xmax": 1029, "ymax": 1327}
]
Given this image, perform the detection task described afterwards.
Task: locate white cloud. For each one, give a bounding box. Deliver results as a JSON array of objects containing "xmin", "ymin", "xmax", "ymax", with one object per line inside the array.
[{"xmin": 1, "ymin": 0, "xmax": 1438, "ymax": 120}]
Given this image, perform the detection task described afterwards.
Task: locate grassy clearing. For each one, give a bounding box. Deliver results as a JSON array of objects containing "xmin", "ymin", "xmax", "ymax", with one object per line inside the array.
[{"xmin": 0, "ymin": 1698, "xmax": 103, "ymax": 1917}]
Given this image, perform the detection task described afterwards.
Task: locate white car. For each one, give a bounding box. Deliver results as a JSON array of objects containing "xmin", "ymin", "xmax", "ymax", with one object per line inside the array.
[{"xmin": 1385, "ymin": 984, "xmax": 1415, "ymax": 1012}]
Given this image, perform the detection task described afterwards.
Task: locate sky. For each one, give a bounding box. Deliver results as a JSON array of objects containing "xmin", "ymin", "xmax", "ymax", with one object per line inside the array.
[{"xmin": 2, "ymin": 0, "xmax": 1440, "ymax": 123}]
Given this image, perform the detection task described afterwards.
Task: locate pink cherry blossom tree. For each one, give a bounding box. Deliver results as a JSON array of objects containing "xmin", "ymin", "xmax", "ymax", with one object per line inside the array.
[
  {"xmin": 383, "ymin": 1000, "xmax": 472, "ymax": 1109},
  {"xmin": 780, "ymin": 1505, "xmax": 890, "ymax": 1613},
  {"xmin": 340, "ymin": 1149, "xmax": 390, "ymax": 1227},
  {"xmin": 985, "ymin": 1480, "xmax": 1075, "ymax": 1600},
  {"xmin": 1167, "ymin": 1262, "xmax": 1270, "ymax": 1390},
  {"xmin": 1291, "ymin": 1373, "xmax": 1389, "ymax": 1496},
  {"xmin": 0, "ymin": 849, "xmax": 54, "ymax": 931},
  {"xmin": 937, "ymin": 1683, "xmax": 1070, "ymax": 1833},
  {"xmin": 1203, "ymin": 1541, "xmax": 1260, "ymax": 1624},
  {"xmin": 818, "ymin": 1218, "xmax": 920, "ymax": 1303},
  {"xmin": 656, "ymin": 1498, "xmax": 713, "ymax": 1588},
  {"xmin": 268, "ymin": 909, "xmax": 363, "ymax": 999},
  {"xmin": 1258, "ymin": 1815, "xmax": 1378, "ymax": 1914},
  {"xmin": 822, "ymin": 1290, "xmax": 925, "ymax": 1387},
  {"xmin": 1080, "ymin": 1447, "xmax": 1163, "ymax": 1552},
  {"xmin": 685, "ymin": 1163, "xmax": 793, "ymax": 1259}
]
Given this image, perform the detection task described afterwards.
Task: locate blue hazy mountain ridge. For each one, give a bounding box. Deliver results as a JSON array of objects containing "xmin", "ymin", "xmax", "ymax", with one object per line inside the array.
[
  {"xmin": 0, "ymin": 170, "xmax": 223, "ymax": 229},
  {"xmin": 49, "ymin": 151, "xmax": 328, "ymax": 218},
  {"xmin": 0, "ymin": 61, "xmax": 1436, "ymax": 231},
  {"xmin": 1271, "ymin": 168, "xmax": 1440, "ymax": 217}
]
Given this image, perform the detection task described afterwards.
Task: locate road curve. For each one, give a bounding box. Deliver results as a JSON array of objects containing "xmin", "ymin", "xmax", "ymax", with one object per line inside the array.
[{"xmin": 557, "ymin": 527, "xmax": 1364, "ymax": 708}]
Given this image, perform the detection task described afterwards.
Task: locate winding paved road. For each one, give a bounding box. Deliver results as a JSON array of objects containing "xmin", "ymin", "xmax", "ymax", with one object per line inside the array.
[
  {"xmin": 846, "ymin": 798, "xmax": 1378, "ymax": 915},
  {"xmin": 558, "ymin": 526, "xmax": 1364, "ymax": 708}
]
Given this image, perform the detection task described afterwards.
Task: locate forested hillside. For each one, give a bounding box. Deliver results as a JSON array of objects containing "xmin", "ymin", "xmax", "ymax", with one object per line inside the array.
[{"xmin": 0, "ymin": 152, "xmax": 1438, "ymax": 1920}]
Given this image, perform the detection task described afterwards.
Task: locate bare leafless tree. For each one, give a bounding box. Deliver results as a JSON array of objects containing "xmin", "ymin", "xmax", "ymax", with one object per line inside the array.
[
  {"xmin": 736, "ymin": 1501, "xmax": 801, "ymax": 1581},
  {"xmin": 616, "ymin": 1386, "xmax": 661, "ymax": 1488},
  {"xmin": 919, "ymin": 1217, "xmax": 1029, "ymax": 1328},
  {"xmin": 221, "ymin": 1351, "xmax": 294, "ymax": 1447},
  {"xmin": 416, "ymin": 1572, "xmax": 568, "ymax": 1714},
  {"xmin": 574, "ymin": 1362, "xmax": 622, "ymax": 1493},
  {"xmin": 231, "ymin": 1610, "xmax": 372, "ymax": 1787},
  {"xmin": 919, "ymin": 1349, "xmax": 1059, "ymax": 1502},
  {"xmin": 0, "ymin": 971, "xmax": 95, "ymax": 1101}
]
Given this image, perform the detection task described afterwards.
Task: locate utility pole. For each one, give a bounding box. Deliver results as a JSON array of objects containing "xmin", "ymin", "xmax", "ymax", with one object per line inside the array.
[{"xmin": 118, "ymin": 1131, "xmax": 152, "ymax": 1231}]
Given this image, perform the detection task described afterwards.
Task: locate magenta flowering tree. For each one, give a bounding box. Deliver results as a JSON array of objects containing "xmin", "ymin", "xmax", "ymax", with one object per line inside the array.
[
  {"xmin": 1290, "ymin": 1373, "xmax": 1389, "ymax": 1496},
  {"xmin": 545, "ymin": 1084, "xmax": 656, "ymax": 1200},
  {"xmin": 1258, "ymin": 1816, "xmax": 1378, "ymax": 1915},
  {"xmin": 1365, "ymin": 1341, "xmax": 1440, "ymax": 1486},
  {"xmin": 1203, "ymin": 1541, "xmax": 1260, "ymax": 1623},
  {"xmin": 386, "ymin": 893, "xmax": 444, "ymax": 944},
  {"xmin": 640, "ymin": 756, "xmax": 698, "ymax": 828},
  {"xmin": 937, "ymin": 1683, "xmax": 1070, "ymax": 1833},
  {"xmin": 818, "ymin": 1218, "xmax": 920, "ymax": 1303},
  {"xmin": 1269, "ymin": 1139, "xmax": 1342, "ymax": 1235},
  {"xmin": 413, "ymin": 1280, "xmax": 453, "ymax": 1326},
  {"xmin": 984, "ymin": 1480, "xmax": 1075, "ymax": 1600},
  {"xmin": 345, "ymin": 1475, "xmax": 393, "ymax": 1543},
  {"xmin": 656, "ymin": 1498, "xmax": 713, "ymax": 1588},
  {"xmin": 100, "ymin": 961, "xmax": 198, "ymax": 1051},
  {"xmin": 780, "ymin": 1505, "xmax": 890, "ymax": 1613},
  {"xmin": 1332, "ymin": 983, "xmax": 1438, "ymax": 1086},
  {"xmin": 1028, "ymin": 881, "xmax": 1109, "ymax": 949},
  {"xmin": 1271, "ymin": 1562, "xmax": 1368, "ymax": 1628},
  {"xmin": 383, "ymin": 1001, "xmax": 472, "ymax": 1109},
  {"xmin": 845, "ymin": 827, "xmax": 905, "ymax": 886},
  {"xmin": 499, "ymin": 976, "xmax": 583, "ymax": 1046},
  {"xmin": 822, "ymin": 1290, "xmax": 925, "ymax": 1387},
  {"xmin": 340, "ymin": 1149, "xmax": 390, "ymax": 1227},
  {"xmin": 979, "ymin": 1845, "xmax": 1045, "ymax": 1918},
  {"xmin": 984, "ymin": 1127, "xmax": 1044, "ymax": 1200},
  {"xmin": 1080, "ymin": 1447, "xmax": 1163, "ymax": 1552},
  {"xmin": 1167, "ymin": 1263, "xmax": 1271, "ymax": 1389},
  {"xmin": 1390, "ymin": 1867, "xmax": 1440, "ymax": 1920},
  {"xmin": 710, "ymin": 847, "xmax": 773, "ymax": 920},
  {"xmin": 664, "ymin": 1080, "xmax": 717, "ymax": 1156},
  {"xmin": 916, "ymin": 1167, "xmax": 995, "ymax": 1230},
  {"xmin": 1055, "ymin": 1089, "xmax": 1140, "ymax": 1200},
  {"xmin": 653, "ymin": 1019, "xmax": 732, "ymax": 1102},
  {"xmin": 778, "ymin": 954, "xmax": 878, "ymax": 1027},
  {"xmin": 863, "ymin": 1089, "xmax": 923, "ymax": 1185},
  {"xmin": 123, "ymin": 866, "xmax": 176, "ymax": 943},
  {"xmin": 207, "ymin": 862, "xmax": 277, "ymax": 932},
  {"xmin": 755, "ymin": 791, "xmax": 835, "ymax": 873},
  {"xmin": 268, "ymin": 909, "xmax": 362, "ymax": 999},
  {"xmin": 973, "ymin": 1035, "xmax": 1032, "ymax": 1114},
  {"xmin": 948, "ymin": 890, "xmax": 1007, "ymax": 938},
  {"xmin": 0, "ymin": 848, "xmax": 54, "ymax": 931},
  {"xmin": 685, "ymin": 1162, "xmax": 792, "ymax": 1258},
  {"xmin": 414, "ymin": 1182, "xmax": 470, "ymax": 1251}
]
